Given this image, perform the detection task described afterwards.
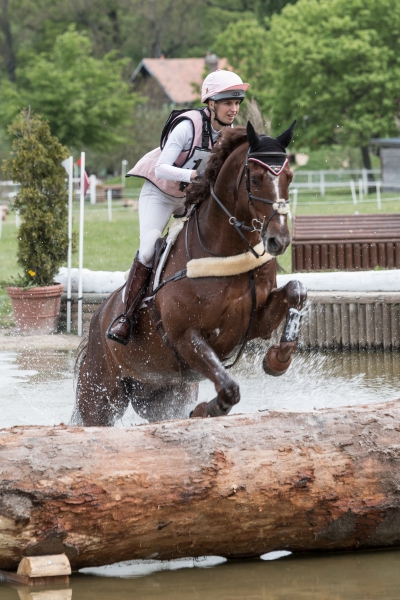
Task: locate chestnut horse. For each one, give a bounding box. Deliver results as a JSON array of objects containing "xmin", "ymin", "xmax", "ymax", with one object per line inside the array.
[{"xmin": 72, "ymin": 121, "xmax": 307, "ymax": 425}]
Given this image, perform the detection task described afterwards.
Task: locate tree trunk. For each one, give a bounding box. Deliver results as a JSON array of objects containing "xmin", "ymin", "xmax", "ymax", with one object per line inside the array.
[
  {"xmin": 1, "ymin": 400, "xmax": 400, "ymax": 571},
  {"xmin": 361, "ymin": 145, "xmax": 376, "ymax": 193}
]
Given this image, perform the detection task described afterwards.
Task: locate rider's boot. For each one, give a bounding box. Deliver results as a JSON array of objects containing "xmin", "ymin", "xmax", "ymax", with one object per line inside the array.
[{"xmin": 106, "ymin": 253, "xmax": 152, "ymax": 345}]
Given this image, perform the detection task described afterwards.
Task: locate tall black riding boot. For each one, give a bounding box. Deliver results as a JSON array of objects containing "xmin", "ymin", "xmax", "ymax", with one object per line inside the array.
[{"xmin": 106, "ymin": 254, "xmax": 152, "ymax": 345}]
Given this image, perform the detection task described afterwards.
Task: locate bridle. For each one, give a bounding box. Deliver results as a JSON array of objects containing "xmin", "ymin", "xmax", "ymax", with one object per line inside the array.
[{"xmin": 203, "ymin": 149, "xmax": 291, "ymax": 259}]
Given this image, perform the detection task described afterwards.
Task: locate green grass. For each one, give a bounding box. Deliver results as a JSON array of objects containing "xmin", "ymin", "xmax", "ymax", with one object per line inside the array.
[{"xmin": 1, "ymin": 187, "xmax": 399, "ymax": 325}]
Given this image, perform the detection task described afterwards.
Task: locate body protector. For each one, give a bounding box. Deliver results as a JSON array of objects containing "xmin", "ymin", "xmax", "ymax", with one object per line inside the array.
[{"xmin": 126, "ymin": 108, "xmax": 214, "ymax": 198}]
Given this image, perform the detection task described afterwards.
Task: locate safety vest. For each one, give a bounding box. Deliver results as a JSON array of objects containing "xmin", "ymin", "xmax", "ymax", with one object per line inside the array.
[{"xmin": 126, "ymin": 108, "xmax": 214, "ymax": 198}]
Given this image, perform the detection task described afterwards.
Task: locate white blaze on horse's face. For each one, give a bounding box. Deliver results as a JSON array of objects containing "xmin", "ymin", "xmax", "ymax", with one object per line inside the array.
[
  {"xmin": 259, "ymin": 169, "xmax": 291, "ymax": 256},
  {"xmin": 268, "ymin": 171, "xmax": 280, "ymax": 201}
]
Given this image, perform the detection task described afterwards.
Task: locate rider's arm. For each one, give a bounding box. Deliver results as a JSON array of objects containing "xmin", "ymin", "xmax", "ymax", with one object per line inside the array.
[{"xmin": 155, "ymin": 120, "xmax": 197, "ymax": 183}]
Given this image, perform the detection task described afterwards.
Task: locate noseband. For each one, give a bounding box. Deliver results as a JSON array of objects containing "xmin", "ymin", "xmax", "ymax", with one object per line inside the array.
[{"xmin": 209, "ymin": 149, "xmax": 290, "ymax": 259}]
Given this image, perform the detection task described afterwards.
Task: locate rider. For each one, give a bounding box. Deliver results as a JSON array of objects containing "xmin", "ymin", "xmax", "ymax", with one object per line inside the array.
[{"xmin": 107, "ymin": 69, "xmax": 249, "ymax": 345}]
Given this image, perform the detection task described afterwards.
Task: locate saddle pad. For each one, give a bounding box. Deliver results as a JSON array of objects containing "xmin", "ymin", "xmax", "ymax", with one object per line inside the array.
[{"xmin": 187, "ymin": 241, "xmax": 272, "ymax": 278}]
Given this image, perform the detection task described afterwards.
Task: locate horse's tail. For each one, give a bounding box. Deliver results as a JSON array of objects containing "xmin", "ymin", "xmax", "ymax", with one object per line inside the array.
[
  {"xmin": 70, "ymin": 336, "xmax": 89, "ymax": 425},
  {"xmin": 74, "ymin": 336, "xmax": 88, "ymax": 392}
]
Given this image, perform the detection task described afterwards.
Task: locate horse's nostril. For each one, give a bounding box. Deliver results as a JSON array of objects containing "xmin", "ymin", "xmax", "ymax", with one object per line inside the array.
[{"xmin": 268, "ymin": 238, "xmax": 280, "ymax": 253}]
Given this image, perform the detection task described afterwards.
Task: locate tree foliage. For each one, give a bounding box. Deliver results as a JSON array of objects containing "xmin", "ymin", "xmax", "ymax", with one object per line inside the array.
[
  {"xmin": 0, "ymin": 27, "xmax": 138, "ymax": 151},
  {"xmin": 267, "ymin": 0, "xmax": 400, "ymax": 149},
  {"xmin": 214, "ymin": 20, "xmax": 270, "ymax": 113},
  {"xmin": 215, "ymin": 0, "xmax": 400, "ymax": 159},
  {"xmin": 0, "ymin": 0, "xmax": 257, "ymax": 72},
  {"xmin": 2, "ymin": 110, "xmax": 69, "ymax": 287}
]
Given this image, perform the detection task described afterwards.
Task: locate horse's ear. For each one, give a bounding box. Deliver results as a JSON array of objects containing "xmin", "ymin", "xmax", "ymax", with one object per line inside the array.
[
  {"xmin": 246, "ymin": 121, "xmax": 260, "ymax": 149},
  {"xmin": 276, "ymin": 120, "xmax": 297, "ymax": 149}
]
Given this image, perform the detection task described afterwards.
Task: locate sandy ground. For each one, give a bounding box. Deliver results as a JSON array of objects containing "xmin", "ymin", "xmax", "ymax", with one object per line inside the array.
[{"xmin": 0, "ymin": 327, "xmax": 82, "ymax": 351}]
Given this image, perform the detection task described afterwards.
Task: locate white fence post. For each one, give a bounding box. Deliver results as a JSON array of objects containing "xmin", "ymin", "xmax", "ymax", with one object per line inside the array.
[
  {"xmin": 350, "ymin": 179, "xmax": 357, "ymax": 205},
  {"xmin": 15, "ymin": 209, "xmax": 20, "ymax": 228},
  {"xmin": 291, "ymin": 188, "xmax": 298, "ymax": 216},
  {"xmin": 358, "ymin": 179, "xmax": 364, "ymax": 203},
  {"xmin": 320, "ymin": 171, "xmax": 325, "ymax": 196},
  {"xmin": 89, "ymin": 174, "xmax": 97, "ymax": 205},
  {"xmin": 107, "ymin": 188, "xmax": 112, "ymax": 222},
  {"xmin": 376, "ymin": 181, "xmax": 381, "ymax": 210},
  {"xmin": 122, "ymin": 159, "xmax": 128, "ymax": 186},
  {"xmin": 362, "ymin": 169, "xmax": 368, "ymax": 196}
]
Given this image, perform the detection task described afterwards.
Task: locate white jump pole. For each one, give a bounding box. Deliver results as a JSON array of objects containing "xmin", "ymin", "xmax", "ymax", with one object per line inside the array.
[
  {"xmin": 350, "ymin": 179, "xmax": 357, "ymax": 205},
  {"xmin": 376, "ymin": 181, "xmax": 381, "ymax": 210},
  {"xmin": 107, "ymin": 188, "xmax": 112, "ymax": 222},
  {"xmin": 66, "ymin": 156, "xmax": 73, "ymax": 333},
  {"xmin": 78, "ymin": 152, "xmax": 85, "ymax": 337},
  {"xmin": 15, "ymin": 209, "xmax": 20, "ymax": 228}
]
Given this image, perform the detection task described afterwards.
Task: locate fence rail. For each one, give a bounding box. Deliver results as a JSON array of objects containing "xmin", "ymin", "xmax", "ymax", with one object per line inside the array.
[{"xmin": 293, "ymin": 168, "xmax": 381, "ymax": 196}]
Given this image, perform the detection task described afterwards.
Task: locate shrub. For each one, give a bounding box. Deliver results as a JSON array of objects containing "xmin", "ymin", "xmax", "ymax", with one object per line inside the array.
[{"xmin": 3, "ymin": 109, "xmax": 69, "ymax": 287}]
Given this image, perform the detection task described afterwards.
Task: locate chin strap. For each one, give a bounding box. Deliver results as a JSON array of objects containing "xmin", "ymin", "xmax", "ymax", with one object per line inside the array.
[
  {"xmin": 214, "ymin": 116, "xmax": 231, "ymax": 127},
  {"xmin": 210, "ymin": 104, "xmax": 231, "ymax": 128}
]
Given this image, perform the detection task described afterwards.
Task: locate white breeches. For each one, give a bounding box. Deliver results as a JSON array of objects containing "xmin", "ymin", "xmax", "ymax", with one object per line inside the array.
[{"xmin": 138, "ymin": 180, "xmax": 185, "ymax": 265}]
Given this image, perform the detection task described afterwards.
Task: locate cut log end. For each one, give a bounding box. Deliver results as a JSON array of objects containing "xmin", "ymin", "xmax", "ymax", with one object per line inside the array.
[{"xmin": 17, "ymin": 554, "xmax": 71, "ymax": 578}]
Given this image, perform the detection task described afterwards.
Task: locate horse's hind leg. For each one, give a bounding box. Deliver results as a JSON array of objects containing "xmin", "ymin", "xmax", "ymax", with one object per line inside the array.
[
  {"xmin": 261, "ymin": 279, "xmax": 307, "ymax": 376},
  {"xmin": 73, "ymin": 352, "xmax": 129, "ymax": 426},
  {"xmin": 175, "ymin": 329, "xmax": 240, "ymax": 418},
  {"xmin": 129, "ymin": 380, "xmax": 199, "ymax": 422}
]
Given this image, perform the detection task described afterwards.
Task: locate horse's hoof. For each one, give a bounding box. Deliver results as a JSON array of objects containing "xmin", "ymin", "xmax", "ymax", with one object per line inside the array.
[
  {"xmin": 190, "ymin": 402, "xmax": 209, "ymax": 418},
  {"xmin": 263, "ymin": 342, "xmax": 296, "ymax": 376}
]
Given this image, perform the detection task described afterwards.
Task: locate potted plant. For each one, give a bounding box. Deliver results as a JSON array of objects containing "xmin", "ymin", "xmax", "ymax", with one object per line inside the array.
[{"xmin": 2, "ymin": 109, "xmax": 69, "ymax": 334}]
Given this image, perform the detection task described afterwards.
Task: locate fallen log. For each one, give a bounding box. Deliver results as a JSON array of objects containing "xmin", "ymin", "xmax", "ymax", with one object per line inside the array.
[{"xmin": 1, "ymin": 400, "xmax": 400, "ymax": 570}]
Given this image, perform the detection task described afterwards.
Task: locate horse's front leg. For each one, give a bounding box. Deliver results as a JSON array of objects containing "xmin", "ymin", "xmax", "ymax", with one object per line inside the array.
[
  {"xmin": 174, "ymin": 329, "xmax": 240, "ymax": 418},
  {"xmin": 260, "ymin": 279, "xmax": 307, "ymax": 376}
]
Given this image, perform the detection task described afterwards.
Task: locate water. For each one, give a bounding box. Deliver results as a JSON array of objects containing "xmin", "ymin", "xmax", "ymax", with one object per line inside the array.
[
  {"xmin": 1, "ymin": 345, "xmax": 400, "ymax": 598},
  {"xmin": 2, "ymin": 550, "xmax": 400, "ymax": 599},
  {"xmin": 1, "ymin": 345, "xmax": 399, "ymax": 428}
]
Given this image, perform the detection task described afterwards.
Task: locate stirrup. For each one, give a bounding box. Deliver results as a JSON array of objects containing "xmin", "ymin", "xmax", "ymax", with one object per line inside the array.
[{"xmin": 106, "ymin": 313, "xmax": 133, "ymax": 346}]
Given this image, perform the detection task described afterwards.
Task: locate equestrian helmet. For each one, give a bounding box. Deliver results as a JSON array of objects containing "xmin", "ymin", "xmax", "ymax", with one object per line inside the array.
[{"xmin": 202, "ymin": 70, "xmax": 249, "ymax": 103}]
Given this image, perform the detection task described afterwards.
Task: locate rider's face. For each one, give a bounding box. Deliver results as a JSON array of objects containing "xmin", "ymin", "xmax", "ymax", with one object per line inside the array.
[{"xmin": 210, "ymin": 99, "xmax": 241, "ymax": 127}]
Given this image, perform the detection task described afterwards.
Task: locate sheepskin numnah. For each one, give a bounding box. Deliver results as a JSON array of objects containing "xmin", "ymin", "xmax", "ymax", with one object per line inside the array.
[{"xmin": 187, "ymin": 242, "xmax": 272, "ymax": 278}]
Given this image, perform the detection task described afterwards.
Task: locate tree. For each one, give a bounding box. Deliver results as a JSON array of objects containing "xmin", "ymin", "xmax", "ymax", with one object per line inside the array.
[
  {"xmin": 214, "ymin": 20, "xmax": 270, "ymax": 113},
  {"xmin": 254, "ymin": 0, "xmax": 298, "ymax": 21},
  {"xmin": 267, "ymin": 0, "xmax": 400, "ymax": 168},
  {"xmin": 0, "ymin": 0, "xmax": 17, "ymax": 81},
  {"xmin": 2, "ymin": 109, "xmax": 69, "ymax": 287},
  {"xmin": 0, "ymin": 26, "xmax": 139, "ymax": 151},
  {"xmin": 215, "ymin": 0, "xmax": 400, "ymax": 170}
]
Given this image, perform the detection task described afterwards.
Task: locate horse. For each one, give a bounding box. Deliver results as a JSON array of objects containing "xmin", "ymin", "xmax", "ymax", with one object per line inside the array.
[{"xmin": 72, "ymin": 121, "xmax": 307, "ymax": 426}]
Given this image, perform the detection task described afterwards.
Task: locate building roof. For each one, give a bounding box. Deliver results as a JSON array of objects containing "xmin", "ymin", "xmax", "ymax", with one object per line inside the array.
[
  {"xmin": 370, "ymin": 138, "xmax": 400, "ymax": 147},
  {"xmin": 131, "ymin": 57, "xmax": 228, "ymax": 104}
]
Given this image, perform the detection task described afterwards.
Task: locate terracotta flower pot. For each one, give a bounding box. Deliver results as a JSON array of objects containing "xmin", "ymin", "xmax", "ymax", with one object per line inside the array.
[{"xmin": 7, "ymin": 283, "xmax": 64, "ymax": 335}]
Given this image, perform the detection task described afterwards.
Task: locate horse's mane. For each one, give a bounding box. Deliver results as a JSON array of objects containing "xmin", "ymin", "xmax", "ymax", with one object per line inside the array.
[{"xmin": 185, "ymin": 126, "xmax": 248, "ymax": 207}]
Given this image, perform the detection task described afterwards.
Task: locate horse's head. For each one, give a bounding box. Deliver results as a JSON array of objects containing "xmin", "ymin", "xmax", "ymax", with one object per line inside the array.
[{"xmin": 245, "ymin": 120, "xmax": 296, "ymax": 256}]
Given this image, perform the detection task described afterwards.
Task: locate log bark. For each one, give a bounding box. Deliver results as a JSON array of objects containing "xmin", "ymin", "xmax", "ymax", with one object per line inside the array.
[{"xmin": 1, "ymin": 401, "xmax": 400, "ymax": 570}]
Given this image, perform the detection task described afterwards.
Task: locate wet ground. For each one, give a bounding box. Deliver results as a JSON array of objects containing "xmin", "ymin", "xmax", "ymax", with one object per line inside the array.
[{"xmin": 1, "ymin": 333, "xmax": 400, "ymax": 598}]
